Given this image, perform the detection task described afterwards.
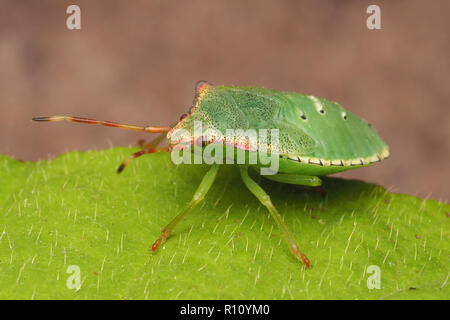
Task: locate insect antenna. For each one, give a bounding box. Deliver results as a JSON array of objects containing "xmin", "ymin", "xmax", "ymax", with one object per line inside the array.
[{"xmin": 32, "ymin": 116, "xmax": 171, "ymax": 133}]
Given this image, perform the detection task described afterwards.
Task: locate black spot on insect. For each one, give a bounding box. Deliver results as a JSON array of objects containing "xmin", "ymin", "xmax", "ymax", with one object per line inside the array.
[
  {"xmin": 301, "ymin": 114, "xmax": 307, "ymax": 120},
  {"xmin": 319, "ymin": 109, "xmax": 325, "ymax": 114}
]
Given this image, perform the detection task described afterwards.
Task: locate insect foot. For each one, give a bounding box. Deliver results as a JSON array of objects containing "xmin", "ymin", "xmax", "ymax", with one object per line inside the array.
[
  {"xmin": 290, "ymin": 243, "xmax": 311, "ymax": 268},
  {"xmin": 150, "ymin": 228, "xmax": 171, "ymax": 253}
]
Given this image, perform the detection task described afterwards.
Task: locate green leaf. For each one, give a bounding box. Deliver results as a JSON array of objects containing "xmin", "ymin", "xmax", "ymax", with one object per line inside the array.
[{"xmin": 0, "ymin": 148, "xmax": 448, "ymax": 299}]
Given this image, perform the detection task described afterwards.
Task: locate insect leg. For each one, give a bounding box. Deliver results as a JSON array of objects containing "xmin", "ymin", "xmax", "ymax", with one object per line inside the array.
[
  {"xmin": 151, "ymin": 164, "xmax": 221, "ymax": 253},
  {"xmin": 261, "ymin": 173, "xmax": 326, "ymax": 197},
  {"xmin": 117, "ymin": 147, "xmax": 169, "ymax": 173},
  {"xmin": 137, "ymin": 121, "xmax": 178, "ymax": 149},
  {"xmin": 137, "ymin": 132, "xmax": 167, "ymax": 150},
  {"xmin": 239, "ymin": 166, "xmax": 310, "ymax": 267},
  {"xmin": 32, "ymin": 116, "xmax": 170, "ymax": 133}
]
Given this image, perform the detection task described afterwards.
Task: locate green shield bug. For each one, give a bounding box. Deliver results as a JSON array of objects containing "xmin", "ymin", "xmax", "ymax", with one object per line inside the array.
[{"xmin": 32, "ymin": 81, "xmax": 389, "ymax": 268}]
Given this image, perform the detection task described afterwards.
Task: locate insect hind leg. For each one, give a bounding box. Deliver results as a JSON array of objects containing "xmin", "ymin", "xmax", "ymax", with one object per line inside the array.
[
  {"xmin": 261, "ymin": 173, "xmax": 322, "ymax": 187},
  {"xmin": 239, "ymin": 166, "xmax": 310, "ymax": 267}
]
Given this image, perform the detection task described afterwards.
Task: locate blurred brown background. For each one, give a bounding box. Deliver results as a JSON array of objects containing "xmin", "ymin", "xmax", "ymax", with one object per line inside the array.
[{"xmin": 0, "ymin": 0, "xmax": 449, "ymax": 201}]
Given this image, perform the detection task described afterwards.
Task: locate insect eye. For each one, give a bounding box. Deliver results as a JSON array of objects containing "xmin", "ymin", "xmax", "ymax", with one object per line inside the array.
[
  {"xmin": 342, "ymin": 112, "xmax": 347, "ymax": 120},
  {"xmin": 180, "ymin": 114, "xmax": 188, "ymax": 121},
  {"xmin": 319, "ymin": 109, "xmax": 325, "ymax": 114},
  {"xmin": 301, "ymin": 114, "xmax": 307, "ymax": 120}
]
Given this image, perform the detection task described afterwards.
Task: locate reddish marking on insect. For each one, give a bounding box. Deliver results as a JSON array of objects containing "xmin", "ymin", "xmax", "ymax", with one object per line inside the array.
[
  {"xmin": 104, "ymin": 122, "xmax": 119, "ymax": 128},
  {"xmin": 196, "ymin": 81, "xmax": 210, "ymax": 96},
  {"xmin": 289, "ymin": 243, "xmax": 310, "ymax": 268},
  {"xmin": 151, "ymin": 228, "xmax": 170, "ymax": 253},
  {"xmin": 179, "ymin": 114, "xmax": 188, "ymax": 121},
  {"xmin": 170, "ymin": 133, "xmax": 264, "ymax": 153},
  {"xmin": 71, "ymin": 117, "xmax": 100, "ymax": 125},
  {"xmin": 303, "ymin": 256, "xmax": 310, "ymax": 268},
  {"xmin": 151, "ymin": 239, "xmax": 161, "ymax": 252},
  {"xmin": 194, "ymin": 136, "xmax": 206, "ymax": 147},
  {"xmin": 167, "ymin": 81, "xmax": 213, "ymax": 138}
]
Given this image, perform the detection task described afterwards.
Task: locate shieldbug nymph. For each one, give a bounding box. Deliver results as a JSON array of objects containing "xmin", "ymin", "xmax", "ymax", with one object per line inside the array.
[{"xmin": 32, "ymin": 81, "xmax": 389, "ymax": 267}]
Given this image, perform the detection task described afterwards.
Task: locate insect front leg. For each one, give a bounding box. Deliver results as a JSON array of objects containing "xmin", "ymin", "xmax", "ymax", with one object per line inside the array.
[
  {"xmin": 117, "ymin": 147, "xmax": 169, "ymax": 173},
  {"xmin": 239, "ymin": 166, "xmax": 310, "ymax": 267},
  {"xmin": 151, "ymin": 164, "xmax": 221, "ymax": 253},
  {"xmin": 137, "ymin": 121, "xmax": 178, "ymax": 149}
]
